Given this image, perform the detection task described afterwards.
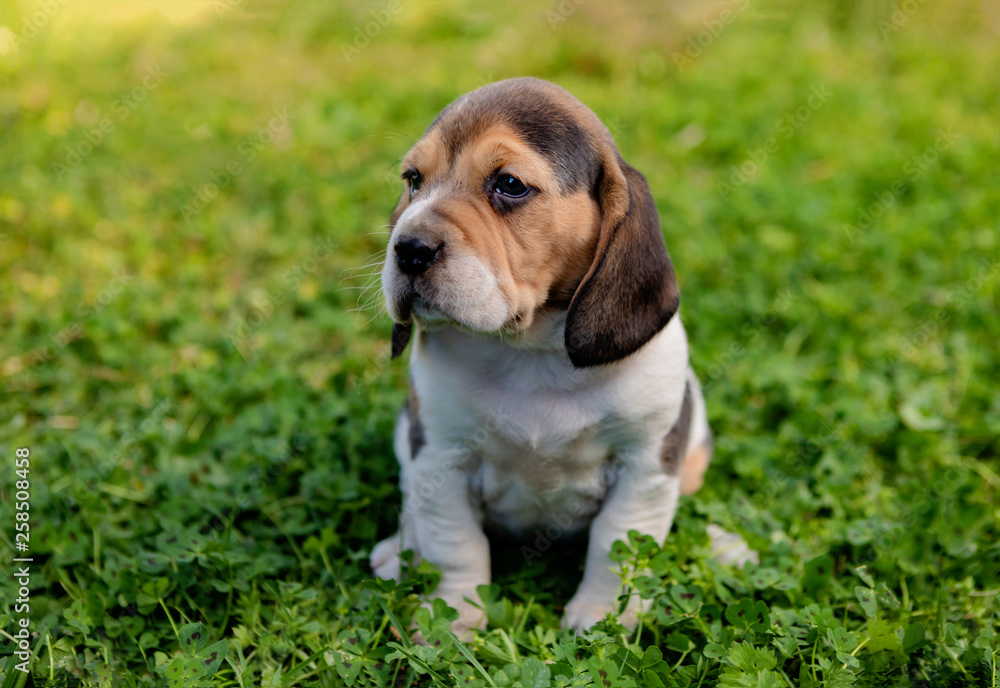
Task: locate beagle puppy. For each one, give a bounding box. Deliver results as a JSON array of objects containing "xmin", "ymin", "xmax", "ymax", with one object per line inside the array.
[{"xmin": 370, "ymin": 77, "xmax": 726, "ymax": 635}]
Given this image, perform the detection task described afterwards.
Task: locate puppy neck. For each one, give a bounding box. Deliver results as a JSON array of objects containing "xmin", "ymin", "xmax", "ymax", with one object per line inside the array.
[
  {"xmin": 414, "ymin": 307, "xmax": 572, "ymax": 365},
  {"xmin": 511, "ymin": 307, "xmax": 568, "ymax": 350}
]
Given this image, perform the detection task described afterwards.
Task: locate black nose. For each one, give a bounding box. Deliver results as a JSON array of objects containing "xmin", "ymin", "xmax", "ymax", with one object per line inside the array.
[{"xmin": 394, "ymin": 236, "xmax": 442, "ymax": 276}]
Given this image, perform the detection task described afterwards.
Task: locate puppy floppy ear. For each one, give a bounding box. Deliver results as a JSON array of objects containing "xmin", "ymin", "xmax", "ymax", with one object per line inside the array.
[
  {"xmin": 565, "ymin": 153, "xmax": 680, "ymax": 367},
  {"xmin": 387, "ymin": 191, "xmax": 414, "ymax": 359}
]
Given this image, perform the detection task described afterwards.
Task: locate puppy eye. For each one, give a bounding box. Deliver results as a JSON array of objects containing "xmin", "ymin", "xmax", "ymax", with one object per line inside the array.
[
  {"xmin": 402, "ymin": 169, "xmax": 422, "ymax": 199},
  {"xmin": 494, "ymin": 173, "xmax": 529, "ymax": 198}
]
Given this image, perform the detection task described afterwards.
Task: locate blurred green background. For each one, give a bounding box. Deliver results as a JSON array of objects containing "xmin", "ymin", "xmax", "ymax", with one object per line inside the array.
[{"xmin": 0, "ymin": 1, "xmax": 998, "ymax": 685}]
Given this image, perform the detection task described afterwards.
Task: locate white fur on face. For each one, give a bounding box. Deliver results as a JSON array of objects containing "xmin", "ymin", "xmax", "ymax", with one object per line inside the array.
[{"xmin": 381, "ymin": 194, "xmax": 511, "ymax": 332}]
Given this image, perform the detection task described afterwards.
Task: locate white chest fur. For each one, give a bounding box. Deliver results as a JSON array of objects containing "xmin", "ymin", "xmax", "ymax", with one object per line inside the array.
[{"xmin": 406, "ymin": 312, "xmax": 690, "ymax": 536}]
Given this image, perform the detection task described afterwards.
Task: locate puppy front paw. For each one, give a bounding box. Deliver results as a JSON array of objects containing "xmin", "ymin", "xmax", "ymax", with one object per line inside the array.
[
  {"xmin": 706, "ymin": 524, "xmax": 758, "ymax": 568},
  {"xmin": 448, "ymin": 597, "xmax": 488, "ymax": 640},
  {"xmin": 563, "ymin": 595, "xmax": 614, "ymax": 633},
  {"xmin": 371, "ymin": 532, "xmax": 403, "ymax": 581},
  {"xmin": 411, "ymin": 591, "xmax": 487, "ymax": 644},
  {"xmin": 564, "ymin": 589, "xmax": 648, "ymax": 633}
]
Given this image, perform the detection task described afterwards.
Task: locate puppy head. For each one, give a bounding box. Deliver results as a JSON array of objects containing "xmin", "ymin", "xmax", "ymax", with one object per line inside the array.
[{"xmin": 382, "ymin": 77, "xmax": 679, "ymax": 367}]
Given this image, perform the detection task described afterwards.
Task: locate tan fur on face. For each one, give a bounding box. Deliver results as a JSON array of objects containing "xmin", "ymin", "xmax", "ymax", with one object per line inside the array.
[{"xmin": 391, "ymin": 121, "xmax": 602, "ymax": 331}]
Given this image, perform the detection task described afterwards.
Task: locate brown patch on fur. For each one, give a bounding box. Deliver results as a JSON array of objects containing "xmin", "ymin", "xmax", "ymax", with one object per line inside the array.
[
  {"xmin": 661, "ymin": 382, "xmax": 692, "ymax": 475},
  {"xmin": 426, "ymin": 78, "xmax": 602, "ymax": 193},
  {"xmin": 393, "ymin": 120, "xmax": 603, "ymax": 331},
  {"xmin": 384, "ymin": 77, "xmax": 678, "ymax": 361},
  {"xmin": 679, "ymin": 440, "xmax": 712, "ymax": 496},
  {"xmin": 564, "ymin": 152, "xmax": 680, "ymax": 367},
  {"xmin": 388, "ymin": 128, "xmax": 449, "ymax": 230}
]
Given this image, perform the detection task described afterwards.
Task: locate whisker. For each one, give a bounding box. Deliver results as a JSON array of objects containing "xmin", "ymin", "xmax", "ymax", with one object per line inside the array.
[
  {"xmin": 339, "ymin": 270, "xmax": 382, "ymax": 282},
  {"xmin": 380, "ymin": 159, "xmax": 405, "ymax": 183},
  {"xmin": 377, "ymin": 127, "xmax": 418, "ymax": 147},
  {"xmin": 340, "ymin": 260, "xmax": 384, "ymax": 278},
  {"xmin": 360, "ymin": 308, "xmax": 389, "ymax": 330},
  {"xmin": 358, "ymin": 293, "xmax": 383, "ymax": 311},
  {"xmin": 347, "ymin": 275, "xmax": 383, "ymax": 291}
]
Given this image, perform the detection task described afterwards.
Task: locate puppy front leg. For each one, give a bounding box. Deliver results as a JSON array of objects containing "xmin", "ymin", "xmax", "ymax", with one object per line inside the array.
[
  {"xmin": 408, "ymin": 449, "xmax": 490, "ymax": 637},
  {"xmin": 564, "ymin": 457, "xmax": 680, "ymax": 632}
]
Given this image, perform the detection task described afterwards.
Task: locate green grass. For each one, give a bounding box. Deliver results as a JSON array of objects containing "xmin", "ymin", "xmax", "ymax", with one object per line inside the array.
[{"xmin": 1, "ymin": 1, "xmax": 998, "ymax": 685}]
